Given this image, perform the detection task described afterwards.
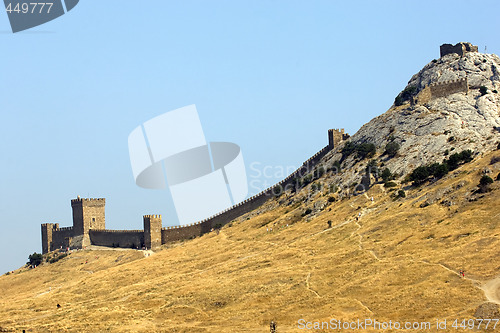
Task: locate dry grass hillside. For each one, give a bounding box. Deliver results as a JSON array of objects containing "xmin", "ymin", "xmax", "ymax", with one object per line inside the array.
[{"xmin": 1, "ymin": 151, "xmax": 500, "ymax": 333}]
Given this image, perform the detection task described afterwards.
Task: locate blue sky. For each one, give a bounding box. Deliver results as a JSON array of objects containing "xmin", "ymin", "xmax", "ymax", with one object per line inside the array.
[{"xmin": 1, "ymin": 0, "xmax": 499, "ymax": 273}]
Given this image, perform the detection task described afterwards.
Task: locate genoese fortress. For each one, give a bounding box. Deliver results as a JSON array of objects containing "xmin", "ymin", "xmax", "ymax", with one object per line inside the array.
[
  {"xmin": 41, "ymin": 43, "xmax": 479, "ymax": 254},
  {"xmin": 41, "ymin": 129, "xmax": 349, "ymax": 254}
]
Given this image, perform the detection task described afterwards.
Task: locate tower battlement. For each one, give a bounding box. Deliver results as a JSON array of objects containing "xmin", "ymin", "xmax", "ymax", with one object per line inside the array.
[
  {"xmin": 328, "ymin": 128, "xmax": 350, "ymax": 148},
  {"xmin": 440, "ymin": 42, "xmax": 478, "ymax": 57}
]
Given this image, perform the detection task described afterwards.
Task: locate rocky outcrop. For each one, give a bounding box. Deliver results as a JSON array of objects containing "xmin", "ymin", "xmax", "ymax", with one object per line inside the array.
[{"xmin": 317, "ymin": 46, "xmax": 500, "ymax": 194}]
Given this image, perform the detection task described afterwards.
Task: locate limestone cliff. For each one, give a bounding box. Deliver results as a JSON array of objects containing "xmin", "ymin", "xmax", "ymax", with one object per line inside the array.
[{"xmin": 318, "ymin": 45, "xmax": 500, "ymax": 193}]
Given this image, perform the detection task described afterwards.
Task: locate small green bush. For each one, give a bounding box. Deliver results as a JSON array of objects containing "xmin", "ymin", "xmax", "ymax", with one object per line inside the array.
[
  {"xmin": 497, "ymin": 142, "xmax": 500, "ymax": 150},
  {"xmin": 397, "ymin": 190, "xmax": 406, "ymax": 198},
  {"xmin": 341, "ymin": 142, "xmax": 376, "ymax": 160},
  {"xmin": 28, "ymin": 253, "xmax": 43, "ymax": 267},
  {"xmin": 479, "ymin": 86, "xmax": 488, "ymax": 96},
  {"xmin": 302, "ymin": 208, "xmax": 312, "ymax": 216},
  {"xmin": 496, "ymin": 172, "xmax": 500, "ymax": 181},
  {"xmin": 381, "ymin": 168, "xmax": 393, "ymax": 182},
  {"xmin": 448, "ymin": 136, "xmax": 455, "ymax": 142},
  {"xmin": 384, "ymin": 181, "xmax": 397, "ymax": 188},
  {"xmin": 480, "ymin": 175, "xmax": 494, "ymax": 186},
  {"xmin": 384, "ymin": 142, "xmax": 400, "ymax": 157},
  {"xmin": 328, "ymin": 196, "xmax": 336, "ymax": 203},
  {"xmin": 493, "ymin": 90, "xmax": 498, "ymax": 93}
]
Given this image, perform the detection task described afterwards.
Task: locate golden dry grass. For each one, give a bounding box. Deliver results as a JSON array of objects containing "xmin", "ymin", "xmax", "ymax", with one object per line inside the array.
[{"xmin": 1, "ymin": 152, "xmax": 499, "ymax": 332}]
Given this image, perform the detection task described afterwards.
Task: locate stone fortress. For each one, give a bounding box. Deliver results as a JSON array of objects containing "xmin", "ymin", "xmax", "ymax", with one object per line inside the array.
[
  {"xmin": 41, "ymin": 43, "xmax": 480, "ymax": 254},
  {"xmin": 413, "ymin": 42, "xmax": 478, "ymax": 105},
  {"xmin": 41, "ymin": 129, "xmax": 349, "ymax": 254}
]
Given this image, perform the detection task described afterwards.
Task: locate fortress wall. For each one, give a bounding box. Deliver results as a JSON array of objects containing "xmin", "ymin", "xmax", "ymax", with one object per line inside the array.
[
  {"xmin": 161, "ymin": 223, "xmax": 203, "ymax": 243},
  {"xmin": 50, "ymin": 227, "xmax": 74, "ymax": 251},
  {"xmin": 160, "ymin": 145, "xmax": 333, "ymax": 244},
  {"xmin": 430, "ymin": 78, "xmax": 468, "ymax": 98},
  {"xmin": 89, "ymin": 229, "xmax": 144, "ymax": 249}
]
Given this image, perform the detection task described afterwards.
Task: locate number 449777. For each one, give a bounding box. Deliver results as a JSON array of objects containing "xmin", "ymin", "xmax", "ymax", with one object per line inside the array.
[{"xmin": 5, "ymin": 2, "xmax": 54, "ymax": 14}]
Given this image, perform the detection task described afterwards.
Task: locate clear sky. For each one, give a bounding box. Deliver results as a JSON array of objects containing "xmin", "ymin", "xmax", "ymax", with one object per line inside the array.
[{"xmin": 1, "ymin": 0, "xmax": 499, "ymax": 273}]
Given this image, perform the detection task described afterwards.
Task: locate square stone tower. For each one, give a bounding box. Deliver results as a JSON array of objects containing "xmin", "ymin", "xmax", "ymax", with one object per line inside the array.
[
  {"xmin": 144, "ymin": 215, "xmax": 162, "ymax": 250},
  {"xmin": 71, "ymin": 197, "xmax": 105, "ymax": 246}
]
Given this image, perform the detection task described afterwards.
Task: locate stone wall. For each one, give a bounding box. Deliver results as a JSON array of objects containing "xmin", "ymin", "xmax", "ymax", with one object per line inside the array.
[
  {"xmin": 49, "ymin": 226, "xmax": 74, "ymax": 251},
  {"xmin": 430, "ymin": 78, "xmax": 468, "ymax": 98},
  {"xmin": 160, "ymin": 144, "xmax": 333, "ymax": 244},
  {"xmin": 415, "ymin": 78, "xmax": 468, "ymax": 104},
  {"xmin": 89, "ymin": 229, "xmax": 144, "ymax": 249}
]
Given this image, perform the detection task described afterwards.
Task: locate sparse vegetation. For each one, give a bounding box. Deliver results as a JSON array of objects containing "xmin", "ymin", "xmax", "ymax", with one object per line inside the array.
[
  {"xmin": 384, "ymin": 142, "xmax": 400, "ymax": 157},
  {"xmin": 397, "ymin": 189, "xmax": 406, "ymax": 198},
  {"xmin": 478, "ymin": 175, "xmax": 494, "ymax": 193},
  {"xmin": 384, "ymin": 181, "xmax": 397, "ymax": 188},
  {"xmin": 496, "ymin": 172, "xmax": 500, "ymax": 181},
  {"xmin": 381, "ymin": 168, "xmax": 394, "ymax": 183},
  {"xmin": 342, "ymin": 142, "xmax": 376, "ymax": 160},
  {"xmin": 327, "ymin": 196, "xmax": 336, "ymax": 203},
  {"xmin": 479, "ymin": 86, "xmax": 488, "ymax": 96},
  {"xmin": 27, "ymin": 252, "xmax": 43, "ymax": 267},
  {"xmin": 408, "ymin": 150, "xmax": 473, "ymax": 186},
  {"xmin": 448, "ymin": 136, "xmax": 455, "ymax": 142},
  {"xmin": 394, "ymin": 86, "xmax": 417, "ymax": 106},
  {"xmin": 49, "ymin": 253, "xmax": 68, "ymax": 264}
]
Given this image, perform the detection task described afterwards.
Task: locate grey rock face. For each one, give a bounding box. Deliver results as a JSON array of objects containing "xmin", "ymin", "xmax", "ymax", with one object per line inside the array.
[{"xmin": 320, "ymin": 49, "xmax": 500, "ymax": 192}]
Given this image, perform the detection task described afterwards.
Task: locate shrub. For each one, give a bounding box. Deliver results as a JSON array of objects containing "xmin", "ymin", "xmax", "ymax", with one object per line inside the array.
[
  {"xmin": 313, "ymin": 166, "xmax": 325, "ymax": 179},
  {"xmin": 496, "ymin": 172, "xmax": 500, "ymax": 181},
  {"xmin": 341, "ymin": 141, "xmax": 357, "ymax": 158},
  {"xmin": 409, "ymin": 166, "xmax": 430, "ymax": 185},
  {"xmin": 358, "ymin": 143, "xmax": 376, "ymax": 159},
  {"xmin": 493, "ymin": 90, "xmax": 498, "ymax": 94},
  {"xmin": 397, "ymin": 190, "xmax": 406, "ymax": 198},
  {"xmin": 479, "ymin": 86, "xmax": 488, "ymax": 96},
  {"xmin": 448, "ymin": 136, "xmax": 455, "ymax": 142},
  {"xmin": 490, "ymin": 156, "xmax": 500, "ymax": 165},
  {"xmin": 384, "ymin": 181, "xmax": 397, "ymax": 188},
  {"xmin": 384, "ymin": 142, "xmax": 400, "ymax": 157},
  {"xmin": 432, "ymin": 59, "xmax": 438, "ymax": 63},
  {"xmin": 28, "ymin": 253, "xmax": 43, "ymax": 267},
  {"xmin": 329, "ymin": 184, "xmax": 338, "ymax": 193},
  {"xmin": 381, "ymin": 168, "xmax": 393, "ymax": 182},
  {"xmin": 328, "ymin": 196, "xmax": 336, "ymax": 203},
  {"xmin": 444, "ymin": 149, "xmax": 449, "ymax": 156},
  {"xmin": 497, "ymin": 142, "xmax": 500, "ymax": 150},
  {"xmin": 341, "ymin": 142, "xmax": 376, "ymax": 160},
  {"xmin": 302, "ymin": 208, "xmax": 312, "ymax": 216},
  {"xmin": 480, "ymin": 175, "xmax": 494, "ymax": 186}
]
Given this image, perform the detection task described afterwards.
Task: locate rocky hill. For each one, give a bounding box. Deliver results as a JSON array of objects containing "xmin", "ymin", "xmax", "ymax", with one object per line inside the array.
[{"xmin": 310, "ymin": 44, "xmax": 500, "ymax": 199}]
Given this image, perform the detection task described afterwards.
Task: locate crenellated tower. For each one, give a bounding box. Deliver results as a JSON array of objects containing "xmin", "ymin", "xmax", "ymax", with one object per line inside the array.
[
  {"xmin": 328, "ymin": 128, "xmax": 350, "ymax": 148},
  {"xmin": 144, "ymin": 215, "xmax": 162, "ymax": 250},
  {"xmin": 71, "ymin": 197, "xmax": 105, "ymax": 246}
]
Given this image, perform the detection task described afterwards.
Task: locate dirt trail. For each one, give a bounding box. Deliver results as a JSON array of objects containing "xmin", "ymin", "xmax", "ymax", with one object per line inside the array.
[{"xmin": 480, "ymin": 276, "xmax": 500, "ymax": 305}]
